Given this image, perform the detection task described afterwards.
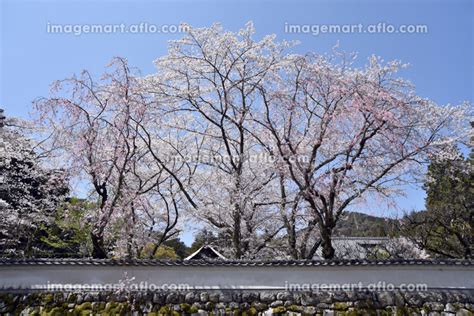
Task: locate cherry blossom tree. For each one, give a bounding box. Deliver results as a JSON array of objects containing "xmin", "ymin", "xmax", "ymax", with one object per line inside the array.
[
  {"xmin": 146, "ymin": 24, "xmax": 470, "ymax": 259},
  {"xmin": 0, "ymin": 110, "xmax": 69, "ymax": 257},
  {"xmin": 35, "ymin": 58, "xmax": 196, "ymax": 258},
  {"xmin": 255, "ymin": 52, "xmax": 470, "ymax": 258},
  {"xmin": 144, "ymin": 22, "xmax": 287, "ymax": 258}
]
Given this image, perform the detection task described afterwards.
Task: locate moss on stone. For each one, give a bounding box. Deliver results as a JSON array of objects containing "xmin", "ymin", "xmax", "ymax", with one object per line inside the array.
[
  {"xmin": 76, "ymin": 302, "xmax": 92, "ymax": 311},
  {"xmin": 102, "ymin": 301, "xmax": 128, "ymax": 315},
  {"xmin": 158, "ymin": 305, "xmax": 171, "ymax": 315},
  {"xmin": 395, "ymin": 306, "xmax": 425, "ymax": 316},
  {"xmin": 29, "ymin": 309, "xmax": 41, "ymax": 316},
  {"xmin": 287, "ymin": 304, "xmax": 303, "ymax": 312},
  {"xmin": 338, "ymin": 308, "xmax": 381, "ymax": 316},
  {"xmin": 0, "ymin": 291, "xmax": 470, "ymax": 316},
  {"xmin": 42, "ymin": 306, "xmax": 66, "ymax": 316},
  {"xmin": 178, "ymin": 302, "xmax": 190, "ymax": 313},
  {"xmin": 248, "ymin": 306, "xmax": 258, "ymax": 315},
  {"xmin": 251, "ymin": 302, "xmax": 268, "ymax": 311},
  {"xmin": 242, "ymin": 309, "xmax": 258, "ymax": 316},
  {"xmin": 98, "ymin": 302, "xmax": 106, "ymax": 310},
  {"xmin": 272, "ymin": 306, "xmax": 287, "ymax": 314},
  {"xmin": 333, "ymin": 302, "xmax": 349, "ymax": 311},
  {"xmin": 66, "ymin": 293, "xmax": 77, "ymax": 303},
  {"xmin": 42, "ymin": 293, "xmax": 54, "ymax": 304},
  {"xmin": 157, "ymin": 304, "xmax": 180, "ymax": 316},
  {"xmin": 205, "ymin": 302, "xmax": 215, "ymax": 311},
  {"xmin": 232, "ymin": 310, "xmax": 242, "ymax": 316},
  {"xmin": 337, "ymin": 309, "xmax": 358, "ymax": 316}
]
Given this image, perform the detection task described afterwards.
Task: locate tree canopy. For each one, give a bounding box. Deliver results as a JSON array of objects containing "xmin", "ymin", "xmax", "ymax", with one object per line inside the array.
[{"xmin": 30, "ymin": 23, "xmax": 472, "ymax": 259}]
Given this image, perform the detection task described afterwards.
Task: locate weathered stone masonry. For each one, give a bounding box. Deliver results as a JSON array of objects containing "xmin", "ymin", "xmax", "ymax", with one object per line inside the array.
[{"xmin": 1, "ymin": 289, "xmax": 473, "ymax": 315}]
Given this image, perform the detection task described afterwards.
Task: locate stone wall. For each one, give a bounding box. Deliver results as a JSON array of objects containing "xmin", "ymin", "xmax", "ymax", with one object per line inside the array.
[{"xmin": 1, "ymin": 289, "xmax": 473, "ymax": 315}]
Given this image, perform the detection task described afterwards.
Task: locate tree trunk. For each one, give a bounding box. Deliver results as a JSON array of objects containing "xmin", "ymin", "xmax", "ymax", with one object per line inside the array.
[
  {"xmin": 278, "ymin": 175, "xmax": 299, "ymax": 259},
  {"xmin": 320, "ymin": 226, "xmax": 335, "ymax": 259},
  {"xmin": 287, "ymin": 227, "xmax": 298, "ymax": 259},
  {"xmin": 91, "ymin": 231, "xmax": 107, "ymax": 259},
  {"xmin": 305, "ymin": 238, "xmax": 322, "ymax": 259},
  {"xmin": 233, "ymin": 205, "xmax": 242, "ymax": 259},
  {"xmin": 126, "ymin": 205, "xmax": 137, "ymax": 259}
]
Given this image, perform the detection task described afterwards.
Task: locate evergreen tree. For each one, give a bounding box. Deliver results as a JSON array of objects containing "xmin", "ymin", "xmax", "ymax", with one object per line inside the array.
[{"xmin": 402, "ymin": 144, "xmax": 473, "ymax": 258}]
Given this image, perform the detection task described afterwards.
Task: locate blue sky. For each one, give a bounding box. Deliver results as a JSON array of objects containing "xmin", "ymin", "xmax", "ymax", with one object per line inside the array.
[{"xmin": 1, "ymin": 0, "xmax": 472, "ymax": 244}]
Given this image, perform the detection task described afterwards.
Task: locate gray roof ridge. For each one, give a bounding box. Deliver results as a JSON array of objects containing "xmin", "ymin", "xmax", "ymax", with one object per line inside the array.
[{"xmin": 0, "ymin": 258, "xmax": 472, "ymax": 266}]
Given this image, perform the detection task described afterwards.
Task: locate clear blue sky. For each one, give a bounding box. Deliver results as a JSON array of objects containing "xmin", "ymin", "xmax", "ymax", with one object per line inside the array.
[{"xmin": 1, "ymin": 0, "xmax": 472, "ymax": 244}]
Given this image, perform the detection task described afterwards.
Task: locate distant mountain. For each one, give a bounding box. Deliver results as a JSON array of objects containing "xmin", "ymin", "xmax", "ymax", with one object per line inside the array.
[{"xmin": 333, "ymin": 212, "xmax": 400, "ymax": 237}]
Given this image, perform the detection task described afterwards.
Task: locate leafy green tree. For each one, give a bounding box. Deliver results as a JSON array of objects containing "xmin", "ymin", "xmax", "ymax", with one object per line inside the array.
[
  {"xmin": 36, "ymin": 198, "xmax": 93, "ymax": 258},
  {"xmin": 140, "ymin": 243, "xmax": 178, "ymax": 259},
  {"xmin": 162, "ymin": 238, "xmax": 189, "ymax": 259},
  {"xmin": 154, "ymin": 245, "xmax": 179, "ymax": 259},
  {"xmin": 402, "ymin": 148, "xmax": 473, "ymax": 258}
]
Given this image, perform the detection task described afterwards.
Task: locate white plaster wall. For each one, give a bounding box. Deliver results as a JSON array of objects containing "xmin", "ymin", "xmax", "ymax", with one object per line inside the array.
[{"xmin": 0, "ymin": 265, "xmax": 472, "ymax": 291}]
